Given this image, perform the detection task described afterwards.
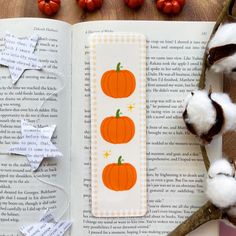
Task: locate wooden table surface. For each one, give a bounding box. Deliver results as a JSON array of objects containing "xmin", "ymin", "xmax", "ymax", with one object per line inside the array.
[
  {"xmin": 1, "ymin": 0, "xmax": 223, "ymax": 24},
  {"xmin": 1, "ymin": 0, "xmax": 235, "ymax": 157}
]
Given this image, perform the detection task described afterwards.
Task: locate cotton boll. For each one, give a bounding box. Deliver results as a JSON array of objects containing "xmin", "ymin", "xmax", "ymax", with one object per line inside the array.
[
  {"xmin": 183, "ymin": 90, "xmax": 224, "ymax": 143},
  {"xmin": 207, "ymin": 23, "xmax": 236, "ymax": 73},
  {"xmin": 183, "ymin": 90, "xmax": 216, "ymax": 136},
  {"xmin": 206, "ymin": 159, "xmax": 236, "ymax": 209},
  {"xmin": 182, "ymin": 90, "xmax": 236, "ymax": 143},
  {"xmin": 208, "ymin": 159, "xmax": 234, "ymax": 178}
]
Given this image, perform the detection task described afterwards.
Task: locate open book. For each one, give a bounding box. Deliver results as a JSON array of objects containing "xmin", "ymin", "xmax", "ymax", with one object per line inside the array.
[{"xmin": 0, "ymin": 18, "xmax": 222, "ymax": 236}]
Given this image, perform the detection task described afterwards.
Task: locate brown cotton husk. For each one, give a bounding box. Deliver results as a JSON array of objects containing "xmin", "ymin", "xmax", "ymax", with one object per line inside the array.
[
  {"xmin": 168, "ymin": 202, "xmax": 223, "ymax": 236},
  {"xmin": 208, "ymin": 44, "xmax": 236, "ymax": 65}
]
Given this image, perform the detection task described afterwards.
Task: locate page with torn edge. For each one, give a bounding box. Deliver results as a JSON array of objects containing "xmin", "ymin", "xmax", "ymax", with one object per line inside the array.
[
  {"xmin": 71, "ymin": 21, "xmax": 221, "ymax": 235},
  {"xmin": 9, "ymin": 120, "xmax": 63, "ymax": 171},
  {"xmin": 0, "ymin": 32, "xmax": 42, "ymax": 84},
  {"xmin": 0, "ymin": 18, "xmax": 72, "ymax": 236},
  {"xmin": 20, "ymin": 210, "xmax": 72, "ymax": 236},
  {"xmin": 90, "ymin": 33, "xmax": 147, "ymax": 217}
]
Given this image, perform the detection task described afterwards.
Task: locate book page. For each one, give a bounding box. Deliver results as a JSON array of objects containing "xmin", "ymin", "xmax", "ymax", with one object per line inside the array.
[
  {"xmin": 71, "ymin": 21, "xmax": 221, "ymax": 235},
  {"xmin": 0, "ymin": 18, "xmax": 72, "ymax": 235}
]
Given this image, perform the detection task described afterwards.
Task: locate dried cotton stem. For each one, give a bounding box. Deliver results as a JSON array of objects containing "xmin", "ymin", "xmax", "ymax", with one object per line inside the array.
[
  {"xmin": 169, "ymin": 0, "xmax": 235, "ymax": 235},
  {"xmin": 168, "ymin": 202, "xmax": 222, "ymax": 236}
]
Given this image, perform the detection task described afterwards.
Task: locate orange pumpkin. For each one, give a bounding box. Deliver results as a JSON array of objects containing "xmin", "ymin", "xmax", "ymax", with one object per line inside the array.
[
  {"xmin": 102, "ymin": 156, "xmax": 137, "ymax": 191},
  {"xmin": 101, "ymin": 63, "xmax": 136, "ymax": 98},
  {"xmin": 100, "ymin": 109, "xmax": 135, "ymax": 144},
  {"xmin": 38, "ymin": 0, "xmax": 61, "ymax": 16}
]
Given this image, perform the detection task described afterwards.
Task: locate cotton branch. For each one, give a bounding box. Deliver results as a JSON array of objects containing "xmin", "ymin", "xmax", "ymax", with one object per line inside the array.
[{"xmin": 169, "ymin": 0, "xmax": 236, "ymax": 235}]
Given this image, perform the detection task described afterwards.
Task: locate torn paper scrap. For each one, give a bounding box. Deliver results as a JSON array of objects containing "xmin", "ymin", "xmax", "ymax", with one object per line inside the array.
[
  {"xmin": 0, "ymin": 32, "xmax": 42, "ymax": 84},
  {"xmin": 20, "ymin": 210, "xmax": 72, "ymax": 236},
  {"xmin": 40, "ymin": 210, "xmax": 55, "ymax": 223},
  {"xmin": 8, "ymin": 120, "xmax": 63, "ymax": 171}
]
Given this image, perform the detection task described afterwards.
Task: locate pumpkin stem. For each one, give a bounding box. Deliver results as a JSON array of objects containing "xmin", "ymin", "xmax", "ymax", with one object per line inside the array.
[
  {"xmin": 115, "ymin": 109, "xmax": 122, "ymax": 118},
  {"xmin": 118, "ymin": 156, "xmax": 123, "ymax": 165},
  {"xmin": 116, "ymin": 62, "xmax": 122, "ymax": 72}
]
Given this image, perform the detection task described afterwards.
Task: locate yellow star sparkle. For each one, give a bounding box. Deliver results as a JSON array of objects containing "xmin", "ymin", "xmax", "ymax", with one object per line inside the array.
[
  {"xmin": 128, "ymin": 104, "xmax": 135, "ymax": 112},
  {"xmin": 103, "ymin": 150, "xmax": 111, "ymax": 159}
]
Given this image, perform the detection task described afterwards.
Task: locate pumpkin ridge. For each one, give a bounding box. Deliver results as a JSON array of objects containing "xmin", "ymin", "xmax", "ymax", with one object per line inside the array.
[
  {"xmin": 124, "ymin": 117, "xmax": 130, "ymax": 142},
  {"xmin": 102, "ymin": 165, "xmax": 109, "ymax": 189},
  {"xmin": 131, "ymin": 71, "xmax": 136, "ymax": 96},
  {"xmin": 130, "ymin": 71, "xmax": 136, "ymax": 96},
  {"xmin": 122, "ymin": 118, "xmax": 126, "ymax": 143},
  {"xmin": 49, "ymin": 2, "xmax": 59, "ymax": 12},
  {"xmin": 102, "ymin": 71, "xmax": 113, "ymax": 97},
  {"xmin": 133, "ymin": 164, "xmax": 137, "ymax": 188},
  {"xmin": 124, "ymin": 117, "xmax": 133, "ymax": 142},
  {"xmin": 132, "ymin": 165, "xmax": 137, "ymax": 189},
  {"xmin": 106, "ymin": 72, "xmax": 114, "ymax": 97},
  {"xmin": 124, "ymin": 164, "xmax": 129, "ymax": 190},
  {"xmin": 117, "ymin": 164, "xmax": 120, "ymax": 191},
  {"xmin": 107, "ymin": 164, "xmax": 114, "ymax": 190},
  {"xmin": 42, "ymin": 4, "xmax": 46, "ymax": 12},
  {"xmin": 123, "ymin": 71, "xmax": 128, "ymax": 97},
  {"xmin": 127, "ymin": 164, "xmax": 133, "ymax": 189},
  {"xmin": 112, "ymin": 164, "xmax": 120, "ymax": 191},
  {"xmin": 106, "ymin": 118, "xmax": 113, "ymax": 143},
  {"xmin": 128, "ymin": 164, "xmax": 136, "ymax": 189},
  {"xmin": 116, "ymin": 70, "xmax": 119, "ymax": 98},
  {"xmin": 118, "ymin": 71, "xmax": 124, "ymax": 97},
  {"xmin": 128, "ymin": 117, "xmax": 135, "ymax": 139},
  {"xmin": 100, "ymin": 118, "xmax": 108, "ymax": 142},
  {"xmin": 126, "ymin": 70, "xmax": 136, "ymax": 96},
  {"xmin": 115, "ymin": 117, "xmax": 118, "ymax": 143},
  {"xmin": 101, "ymin": 71, "xmax": 110, "ymax": 96},
  {"xmin": 125, "ymin": 71, "xmax": 128, "ymax": 96}
]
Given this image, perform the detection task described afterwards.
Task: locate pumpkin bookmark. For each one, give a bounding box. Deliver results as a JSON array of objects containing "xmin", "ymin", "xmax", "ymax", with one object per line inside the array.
[{"xmin": 90, "ymin": 33, "xmax": 147, "ymax": 217}]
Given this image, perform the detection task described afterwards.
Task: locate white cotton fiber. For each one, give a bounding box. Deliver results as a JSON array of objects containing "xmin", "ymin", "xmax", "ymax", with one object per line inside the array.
[
  {"xmin": 206, "ymin": 175, "xmax": 236, "ymax": 208},
  {"xmin": 208, "ymin": 23, "xmax": 236, "ymax": 73},
  {"xmin": 210, "ymin": 54, "xmax": 236, "ymax": 73},
  {"xmin": 184, "ymin": 90, "xmax": 216, "ymax": 136},
  {"xmin": 211, "ymin": 92, "xmax": 236, "ymax": 131},
  {"xmin": 184, "ymin": 89, "xmax": 236, "ymax": 140},
  {"xmin": 206, "ymin": 159, "xmax": 236, "ymax": 208},
  {"xmin": 208, "ymin": 159, "xmax": 234, "ymax": 178},
  {"xmin": 208, "ymin": 23, "xmax": 236, "ymax": 49}
]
